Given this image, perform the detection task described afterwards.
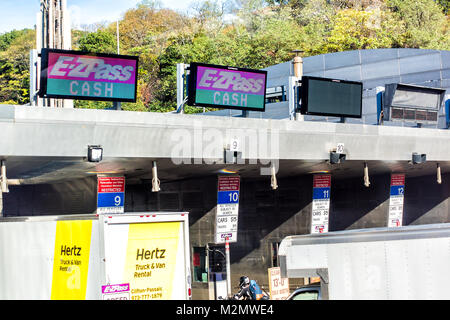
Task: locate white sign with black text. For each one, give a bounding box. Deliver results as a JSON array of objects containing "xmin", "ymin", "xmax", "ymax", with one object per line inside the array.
[
  {"xmin": 215, "ymin": 176, "xmax": 240, "ymax": 243},
  {"xmin": 388, "ymin": 174, "xmax": 405, "ymax": 228},
  {"xmin": 311, "ymin": 175, "xmax": 331, "ymax": 234}
]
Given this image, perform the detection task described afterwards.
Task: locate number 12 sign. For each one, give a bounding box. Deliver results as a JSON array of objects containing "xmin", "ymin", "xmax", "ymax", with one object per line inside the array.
[
  {"xmin": 97, "ymin": 176, "xmax": 125, "ymax": 214},
  {"xmin": 388, "ymin": 173, "xmax": 405, "ymax": 228}
]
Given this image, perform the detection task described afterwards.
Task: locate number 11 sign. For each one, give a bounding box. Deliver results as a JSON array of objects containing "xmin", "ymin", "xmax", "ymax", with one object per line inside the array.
[{"xmin": 311, "ymin": 174, "xmax": 331, "ymax": 234}]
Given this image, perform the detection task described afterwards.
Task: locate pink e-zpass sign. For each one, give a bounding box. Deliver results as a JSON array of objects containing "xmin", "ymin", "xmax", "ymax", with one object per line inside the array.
[
  {"xmin": 39, "ymin": 48, "xmax": 138, "ymax": 102},
  {"xmin": 188, "ymin": 62, "xmax": 267, "ymax": 112}
]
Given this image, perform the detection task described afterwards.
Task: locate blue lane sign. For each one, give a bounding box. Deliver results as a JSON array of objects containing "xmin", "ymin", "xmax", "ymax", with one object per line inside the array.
[
  {"xmin": 390, "ymin": 185, "xmax": 405, "ymax": 196},
  {"xmin": 313, "ymin": 187, "xmax": 330, "ymax": 200},
  {"xmin": 217, "ymin": 191, "xmax": 240, "ymax": 204},
  {"xmin": 97, "ymin": 192, "xmax": 124, "ymax": 207}
]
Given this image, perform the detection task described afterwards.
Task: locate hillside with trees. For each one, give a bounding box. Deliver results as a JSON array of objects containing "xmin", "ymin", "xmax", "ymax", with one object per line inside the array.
[{"xmin": 0, "ymin": 0, "xmax": 448, "ymax": 112}]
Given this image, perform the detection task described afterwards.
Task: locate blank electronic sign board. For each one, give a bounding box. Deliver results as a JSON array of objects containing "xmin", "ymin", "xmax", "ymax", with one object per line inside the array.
[
  {"xmin": 187, "ymin": 62, "xmax": 267, "ymax": 112},
  {"xmin": 383, "ymin": 83, "xmax": 445, "ymax": 124},
  {"xmin": 39, "ymin": 48, "xmax": 139, "ymax": 102},
  {"xmin": 300, "ymin": 76, "xmax": 363, "ymax": 118}
]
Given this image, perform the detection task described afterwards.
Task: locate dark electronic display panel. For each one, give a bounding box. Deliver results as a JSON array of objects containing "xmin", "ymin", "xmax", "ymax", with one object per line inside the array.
[{"xmin": 300, "ymin": 76, "xmax": 363, "ymax": 118}]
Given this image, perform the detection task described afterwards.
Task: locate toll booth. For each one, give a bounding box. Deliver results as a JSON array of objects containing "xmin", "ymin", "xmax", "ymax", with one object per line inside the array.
[{"xmin": 207, "ymin": 244, "xmax": 228, "ymax": 300}]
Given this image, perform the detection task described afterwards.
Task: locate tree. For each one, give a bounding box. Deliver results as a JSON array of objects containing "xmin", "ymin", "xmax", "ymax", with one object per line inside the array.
[
  {"xmin": 1, "ymin": 0, "xmax": 448, "ymax": 109},
  {"xmin": 118, "ymin": 5, "xmax": 186, "ymax": 52},
  {"xmin": 0, "ymin": 29, "xmax": 34, "ymax": 105},
  {"xmin": 316, "ymin": 8, "xmax": 404, "ymax": 53},
  {"xmin": 436, "ymin": 0, "xmax": 450, "ymax": 14},
  {"xmin": 241, "ymin": 8, "xmax": 304, "ymax": 68},
  {"xmin": 387, "ymin": 0, "xmax": 450, "ymax": 49},
  {"xmin": 0, "ymin": 29, "xmax": 29, "ymax": 51},
  {"xmin": 77, "ymin": 29, "xmax": 117, "ymax": 53}
]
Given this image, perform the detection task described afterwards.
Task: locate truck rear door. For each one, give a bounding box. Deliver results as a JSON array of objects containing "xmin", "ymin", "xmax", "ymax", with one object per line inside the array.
[{"xmin": 100, "ymin": 213, "xmax": 191, "ymax": 300}]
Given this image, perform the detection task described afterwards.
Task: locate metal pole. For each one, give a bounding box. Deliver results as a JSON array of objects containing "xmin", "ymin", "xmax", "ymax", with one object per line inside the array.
[
  {"xmin": 292, "ymin": 50, "xmax": 304, "ymax": 121},
  {"xmin": 0, "ymin": 160, "xmax": 6, "ymax": 217},
  {"xmin": 289, "ymin": 76, "xmax": 301, "ymax": 120},
  {"xmin": 0, "ymin": 191, "xmax": 3, "ymax": 217},
  {"xmin": 116, "ymin": 20, "xmax": 120, "ymax": 54},
  {"xmin": 176, "ymin": 63, "xmax": 185, "ymax": 113},
  {"xmin": 113, "ymin": 20, "xmax": 122, "ymax": 111},
  {"xmin": 225, "ymin": 237, "xmax": 231, "ymax": 297},
  {"xmin": 29, "ymin": 49, "xmax": 38, "ymax": 106},
  {"xmin": 113, "ymin": 101, "xmax": 122, "ymax": 110}
]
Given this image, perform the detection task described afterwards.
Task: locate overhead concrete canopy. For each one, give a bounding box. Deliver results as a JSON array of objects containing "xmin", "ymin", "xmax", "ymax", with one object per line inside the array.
[{"xmin": 1, "ymin": 105, "xmax": 450, "ymax": 185}]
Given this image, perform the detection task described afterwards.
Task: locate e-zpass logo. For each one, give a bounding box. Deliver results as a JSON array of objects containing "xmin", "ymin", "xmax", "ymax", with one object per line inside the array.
[{"xmin": 49, "ymin": 55, "xmax": 134, "ymax": 82}]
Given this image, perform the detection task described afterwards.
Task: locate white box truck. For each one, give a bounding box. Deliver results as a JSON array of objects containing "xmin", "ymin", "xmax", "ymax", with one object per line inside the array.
[
  {"xmin": 279, "ymin": 223, "xmax": 450, "ymax": 299},
  {"xmin": 0, "ymin": 212, "xmax": 191, "ymax": 300}
]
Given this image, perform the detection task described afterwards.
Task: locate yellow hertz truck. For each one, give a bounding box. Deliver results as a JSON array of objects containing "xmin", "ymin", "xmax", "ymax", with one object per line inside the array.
[{"xmin": 0, "ymin": 212, "xmax": 192, "ymax": 300}]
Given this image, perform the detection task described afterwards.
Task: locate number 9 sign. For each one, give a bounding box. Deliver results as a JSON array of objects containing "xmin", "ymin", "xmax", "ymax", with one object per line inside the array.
[
  {"xmin": 114, "ymin": 196, "xmax": 122, "ymax": 206},
  {"xmin": 97, "ymin": 177, "xmax": 125, "ymax": 214}
]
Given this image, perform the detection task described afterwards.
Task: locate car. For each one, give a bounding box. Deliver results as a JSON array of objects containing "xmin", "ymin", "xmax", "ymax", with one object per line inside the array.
[{"xmin": 286, "ymin": 283, "xmax": 321, "ymax": 300}]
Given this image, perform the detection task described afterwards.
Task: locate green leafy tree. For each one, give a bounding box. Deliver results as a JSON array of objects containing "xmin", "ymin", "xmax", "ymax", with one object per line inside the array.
[
  {"xmin": 1, "ymin": 0, "xmax": 448, "ymax": 109},
  {"xmin": 315, "ymin": 8, "xmax": 404, "ymax": 53},
  {"xmin": 0, "ymin": 29, "xmax": 34, "ymax": 105},
  {"xmin": 387, "ymin": 0, "xmax": 450, "ymax": 49},
  {"xmin": 0, "ymin": 29, "xmax": 29, "ymax": 51},
  {"xmin": 241, "ymin": 8, "xmax": 304, "ymax": 68},
  {"xmin": 436, "ymin": 0, "xmax": 449, "ymax": 14},
  {"xmin": 77, "ymin": 29, "xmax": 117, "ymax": 53}
]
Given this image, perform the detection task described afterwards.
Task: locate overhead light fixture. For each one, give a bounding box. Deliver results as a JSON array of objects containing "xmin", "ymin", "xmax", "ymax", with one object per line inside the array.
[
  {"xmin": 363, "ymin": 162, "xmax": 370, "ymax": 187},
  {"xmin": 224, "ymin": 149, "xmax": 242, "ymax": 164},
  {"xmin": 87, "ymin": 145, "xmax": 103, "ymax": 162},
  {"xmin": 152, "ymin": 161, "xmax": 160, "ymax": 192},
  {"xmin": 330, "ymin": 151, "xmax": 346, "ymax": 164},
  {"xmin": 412, "ymin": 153, "xmax": 426, "ymax": 164},
  {"xmin": 437, "ymin": 163, "xmax": 442, "ymax": 184}
]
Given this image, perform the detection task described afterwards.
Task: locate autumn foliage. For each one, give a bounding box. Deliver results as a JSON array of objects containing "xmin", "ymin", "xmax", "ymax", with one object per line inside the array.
[{"xmin": 0, "ymin": 0, "xmax": 448, "ymax": 111}]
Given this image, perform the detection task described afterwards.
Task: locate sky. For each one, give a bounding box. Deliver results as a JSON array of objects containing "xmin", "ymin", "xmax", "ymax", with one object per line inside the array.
[{"xmin": 0, "ymin": 0, "xmax": 193, "ymax": 34}]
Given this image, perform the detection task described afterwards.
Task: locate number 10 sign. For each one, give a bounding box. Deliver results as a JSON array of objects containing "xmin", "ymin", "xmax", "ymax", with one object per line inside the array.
[
  {"xmin": 97, "ymin": 176, "xmax": 125, "ymax": 214},
  {"xmin": 215, "ymin": 176, "xmax": 240, "ymax": 244}
]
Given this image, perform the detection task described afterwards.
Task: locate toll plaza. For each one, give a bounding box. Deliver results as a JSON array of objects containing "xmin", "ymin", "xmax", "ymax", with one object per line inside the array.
[{"xmin": 1, "ymin": 47, "xmax": 450, "ymax": 299}]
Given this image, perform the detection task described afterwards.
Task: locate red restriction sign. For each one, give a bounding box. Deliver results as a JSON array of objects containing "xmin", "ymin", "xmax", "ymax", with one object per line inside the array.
[
  {"xmin": 218, "ymin": 176, "xmax": 240, "ymax": 192},
  {"xmin": 390, "ymin": 174, "xmax": 405, "ymax": 186},
  {"xmin": 313, "ymin": 174, "xmax": 331, "ymax": 188},
  {"xmin": 98, "ymin": 177, "xmax": 125, "ymax": 193}
]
